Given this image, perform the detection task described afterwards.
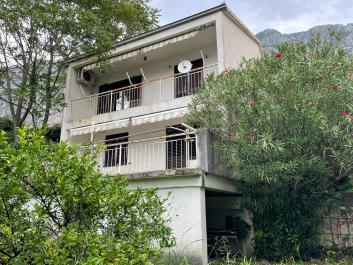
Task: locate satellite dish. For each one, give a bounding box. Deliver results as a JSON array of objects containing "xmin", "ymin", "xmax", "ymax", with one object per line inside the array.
[{"xmin": 178, "ymin": 60, "xmax": 192, "ymax": 73}]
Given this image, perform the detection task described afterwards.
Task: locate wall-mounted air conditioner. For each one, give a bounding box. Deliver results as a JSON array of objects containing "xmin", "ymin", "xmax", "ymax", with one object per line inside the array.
[{"xmin": 76, "ymin": 68, "xmax": 94, "ymax": 86}]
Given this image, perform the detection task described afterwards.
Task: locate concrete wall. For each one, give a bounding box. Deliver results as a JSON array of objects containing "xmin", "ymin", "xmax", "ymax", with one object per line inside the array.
[
  {"xmin": 221, "ymin": 14, "xmax": 261, "ymax": 69},
  {"xmin": 198, "ymin": 129, "xmax": 233, "ymax": 178},
  {"xmin": 129, "ymin": 175, "xmax": 208, "ymax": 264},
  {"xmin": 127, "ymin": 174, "xmax": 242, "ymax": 264}
]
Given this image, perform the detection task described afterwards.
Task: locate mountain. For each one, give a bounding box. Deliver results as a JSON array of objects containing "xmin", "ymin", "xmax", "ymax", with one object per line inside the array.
[{"xmin": 256, "ymin": 23, "xmax": 353, "ymax": 55}]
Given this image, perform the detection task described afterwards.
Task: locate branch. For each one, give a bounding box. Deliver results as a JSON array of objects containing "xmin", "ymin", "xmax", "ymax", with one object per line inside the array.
[{"xmin": 0, "ymin": 97, "xmax": 33, "ymax": 116}]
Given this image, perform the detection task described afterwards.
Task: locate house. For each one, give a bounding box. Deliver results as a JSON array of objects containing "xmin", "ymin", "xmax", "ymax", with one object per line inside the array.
[{"xmin": 60, "ymin": 4, "xmax": 261, "ymax": 264}]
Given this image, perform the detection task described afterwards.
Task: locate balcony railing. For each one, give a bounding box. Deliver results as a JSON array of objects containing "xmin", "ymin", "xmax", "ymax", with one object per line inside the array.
[
  {"xmin": 80, "ymin": 133, "xmax": 198, "ymax": 175},
  {"xmin": 70, "ymin": 64, "xmax": 218, "ymax": 121}
]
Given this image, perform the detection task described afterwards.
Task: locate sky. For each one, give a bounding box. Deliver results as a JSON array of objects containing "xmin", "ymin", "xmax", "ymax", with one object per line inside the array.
[{"xmin": 150, "ymin": 0, "xmax": 353, "ymax": 34}]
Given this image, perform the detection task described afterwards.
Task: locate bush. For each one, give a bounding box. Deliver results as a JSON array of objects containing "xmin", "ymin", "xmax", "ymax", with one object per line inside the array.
[
  {"xmin": 0, "ymin": 116, "xmax": 14, "ymax": 139},
  {"xmin": 190, "ymin": 36, "xmax": 353, "ymax": 259},
  {"xmin": 0, "ymin": 128, "xmax": 174, "ymax": 264}
]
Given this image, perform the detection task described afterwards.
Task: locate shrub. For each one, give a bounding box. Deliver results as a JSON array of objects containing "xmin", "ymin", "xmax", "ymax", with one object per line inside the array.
[
  {"xmin": 190, "ymin": 36, "xmax": 353, "ymax": 259},
  {"xmin": 0, "ymin": 128, "xmax": 174, "ymax": 264}
]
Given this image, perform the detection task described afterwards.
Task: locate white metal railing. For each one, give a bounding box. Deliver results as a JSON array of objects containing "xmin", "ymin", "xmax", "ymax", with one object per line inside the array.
[
  {"xmin": 70, "ymin": 64, "xmax": 218, "ymax": 121},
  {"xmin": 79, "ymin": 135, "xmax": 198, "ymax": 175}
]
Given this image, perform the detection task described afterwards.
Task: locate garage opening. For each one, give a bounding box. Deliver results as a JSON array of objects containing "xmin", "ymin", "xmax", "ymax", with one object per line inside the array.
[{"xmin": 205, "ymin": 190, "xmax": 252, "ymax": 259}]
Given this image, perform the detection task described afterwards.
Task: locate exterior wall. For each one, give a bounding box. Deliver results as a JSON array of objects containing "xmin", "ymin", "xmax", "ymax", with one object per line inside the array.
[
  {"xmin": 128, "ymin": 174, "xmax": 240, "ymax": 265},
  {"xmin": 129, "ymin": 176, "xmax": 207, "ymax": 264},
  {"xmin": 221, "ymin": 14, "xmax": 261, "ymax": 69},
  {"xmin": 198, "ymin": 129, "xmax": 234, "ymax": 178}
]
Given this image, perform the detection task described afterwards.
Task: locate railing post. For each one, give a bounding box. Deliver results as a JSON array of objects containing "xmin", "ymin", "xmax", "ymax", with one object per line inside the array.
[
  {"xmin": 118, "ymin": 145, "xmax": 122, "ymax": 173},
  {"xmin": 109, "ymin": 91, "xmax": 113, "ymax": 113},
  {"xmin": 159, "ymin": 79, "xmax": 162, "ymax": 102},
  {"xmin": 121, "ymin": 91, "xmax": 124, "ymax": 110},
  {"xmin": 186, "ymin": 138, "xmax": 190, "ymax": 168},
  {"xmin": 195, "ymin": 135, "xmax": 199, "ymax": 168}
]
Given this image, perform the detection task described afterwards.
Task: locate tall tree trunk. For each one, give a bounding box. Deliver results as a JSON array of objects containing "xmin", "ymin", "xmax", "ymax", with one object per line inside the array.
[{"xmin": 42, "ymin": 41, "xmax": 54, "ymax": 127}]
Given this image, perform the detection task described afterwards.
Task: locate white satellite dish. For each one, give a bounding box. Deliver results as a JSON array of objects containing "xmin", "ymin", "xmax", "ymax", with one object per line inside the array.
[{"xmin": 178, "ymin": 60, "xmax": 192, "ymax": 73}]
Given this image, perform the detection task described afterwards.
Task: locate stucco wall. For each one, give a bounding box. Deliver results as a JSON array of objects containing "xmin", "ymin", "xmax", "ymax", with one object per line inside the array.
[
  {"xmin": 222, "ymin": 14, "xmax": 260, "ymax": 69},
  {"xmin": 128, "ymin": 176, "xmax": 208, "ymax": 264}
]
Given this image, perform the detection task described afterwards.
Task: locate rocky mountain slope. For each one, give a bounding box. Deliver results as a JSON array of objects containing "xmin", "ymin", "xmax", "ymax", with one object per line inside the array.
[{"xmin": 256, "ymin": 23, "xmax": 353, "ymax": 55}]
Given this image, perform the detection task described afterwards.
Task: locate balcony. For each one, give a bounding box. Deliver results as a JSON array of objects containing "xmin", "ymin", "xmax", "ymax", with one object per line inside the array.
[
  {"xmin": 70, "ymin": 64, "xmax": 218, "ymax": 122},
  {"xmin": 80, "ymin": 131, "xmax": 199, "ymax": 176}
]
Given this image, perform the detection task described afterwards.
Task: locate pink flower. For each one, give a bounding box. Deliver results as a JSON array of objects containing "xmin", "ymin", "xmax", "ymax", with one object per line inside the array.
[
  {"xmin": 340, "ymin": 112, "xmax": 350, "ymax": 117},
  {"xmin": 250, "ymin": 101, "xmax": 257, "ymax": 107},
  {"xmin": 275, "ymin": 53, "xmax": 283, "ymax": 59},
  {"xmin": 332, "ymin": 83, "xmax": 340, "ymax": 91},
  {"xmin": 222, "ymin": 68, "xmax": 229, "ymax": 76}
]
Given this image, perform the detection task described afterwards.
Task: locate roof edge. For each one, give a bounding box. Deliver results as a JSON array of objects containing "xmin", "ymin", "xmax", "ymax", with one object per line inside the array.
[{"xmin": 65, "ymin": 3, "xmax": 227, "ymax": 64}]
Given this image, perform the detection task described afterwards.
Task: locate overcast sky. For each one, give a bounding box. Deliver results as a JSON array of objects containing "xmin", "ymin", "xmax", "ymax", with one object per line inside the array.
[{"xmin": 150, "ymin": 0, "xmax": 353, "ymax": 34}]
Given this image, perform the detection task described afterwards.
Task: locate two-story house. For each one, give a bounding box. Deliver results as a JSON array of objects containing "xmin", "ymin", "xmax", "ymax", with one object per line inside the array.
[{"xmin": 61, "ymin": 4, "xmax": 261, "ymax": 264}]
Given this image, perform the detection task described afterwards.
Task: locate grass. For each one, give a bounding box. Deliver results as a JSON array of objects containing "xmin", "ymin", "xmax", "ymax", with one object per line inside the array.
[
  {"xmin": 168, "ymin": 248, "xmax": 353, "ymax": 265},
  {"xmin": 207, "ymin": 256, "xmax": 352, "ymax": 265}
]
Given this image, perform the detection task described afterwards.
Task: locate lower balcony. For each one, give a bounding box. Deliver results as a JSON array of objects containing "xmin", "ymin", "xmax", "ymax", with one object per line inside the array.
[{"xmin": 78, "ymin": 128, "xmax": 232, "ymax": 178}]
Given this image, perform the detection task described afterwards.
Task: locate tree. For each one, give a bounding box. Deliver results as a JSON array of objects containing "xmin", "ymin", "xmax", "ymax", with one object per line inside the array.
[
  {"xmin": 0, "ymin": 0, "xmax": 159, "ymax": 129},
  {"xmin": 0, "ymin": 128, "xmax": 173, "ymax": 264},
  {"xmin": 190, "ymin": 36, "xmax": 353, "ymax": 259}
]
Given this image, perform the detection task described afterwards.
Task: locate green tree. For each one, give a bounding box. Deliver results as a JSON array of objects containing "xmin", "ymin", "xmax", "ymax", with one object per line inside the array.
[
  {"xmin": 190, "ymin": 36, "xmax": 353, "ymax": 259},
  {"xmin": 0, "ymin": 0, "xmax": 159, "ymax": 129},
  {"xmin": 0, "ymin": 128, "xmax": 173, "ymax": 264}
]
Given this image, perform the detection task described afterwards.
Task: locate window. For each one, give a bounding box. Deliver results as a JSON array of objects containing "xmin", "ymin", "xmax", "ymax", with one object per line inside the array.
[
  {"xmin": 97, "ymin": 76, "xmax": 142, "ymax": 114},
  {"xmin": 104, "ymin": 133, "xmax": 128, "ymax": 167},
  {"xmin": 166, "ymin": 124, "xmax": 196, "ymax": 169},
  {"xmin": 174, "ymin": 58, "xmax": 204, "ymax": 98}
]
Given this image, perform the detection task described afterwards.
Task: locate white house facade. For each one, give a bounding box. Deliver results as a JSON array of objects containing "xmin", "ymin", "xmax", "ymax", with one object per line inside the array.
[{"xmin": 61, "ymin": 4, "xmax": 261, "ymax": 264}]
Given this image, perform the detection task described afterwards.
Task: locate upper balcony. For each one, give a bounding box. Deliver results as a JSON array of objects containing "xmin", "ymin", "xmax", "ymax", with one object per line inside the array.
[
  {"xmin": 65, "ymin": 23, "xmax": 219, "ymax": 131},
  {"xmin": 70, "ymin": 64, "xmax": 218, "ymax": 123}
]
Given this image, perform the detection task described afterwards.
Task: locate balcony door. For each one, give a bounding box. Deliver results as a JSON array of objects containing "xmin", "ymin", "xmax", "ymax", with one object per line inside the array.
[
  {"xmin": 174, "ymin": 58, "xmax": 203, "ymax": 98},
  {"xmin": 166, "ymin": 125, "xmax": 196, "ymax": 169},
  {"xmin": 97, "ymin": 76, "xmax": 142, "ymax": 115},
  {"xmin": 104, "ymin": 133, "xmax": 128, "ymax": 167}
]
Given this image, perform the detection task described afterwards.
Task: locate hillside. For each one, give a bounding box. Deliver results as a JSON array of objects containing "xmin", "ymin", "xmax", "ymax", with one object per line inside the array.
[{"xmin": 256, "ymin": 23, "xmax": 353, "ymax": 55}]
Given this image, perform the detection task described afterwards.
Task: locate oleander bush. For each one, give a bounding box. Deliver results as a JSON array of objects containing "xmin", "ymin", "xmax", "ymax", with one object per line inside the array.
[{"xmin": 191, "ymin": 35, "xmax": 353, "ymax": 260}]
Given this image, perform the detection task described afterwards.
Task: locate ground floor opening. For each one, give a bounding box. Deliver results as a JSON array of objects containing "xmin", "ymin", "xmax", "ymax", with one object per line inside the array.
[{"xmin": 205, "ymin": 190, "xmax": 253, "ymax": 260}]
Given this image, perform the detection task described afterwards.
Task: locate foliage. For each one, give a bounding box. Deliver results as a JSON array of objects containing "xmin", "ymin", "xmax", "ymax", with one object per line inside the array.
[
  {"xmin": 0, "ymin": 128, "xmax": 173, "ymax": 264},
  {"xmin": 44, "ymin": 125, "xmax": 61, "ymax": 143},
  {"xmin": 0, "ymin": 0, "xmax": 159, "ymax": 128},
  {"xmin": 0, "ymin": 116, "xmax": 14, "ymax": 140},
  {"xmin": 229, "ymin": 216, "xmax": 251, "ymax": 240},
  {"xmin": 207, "ymin": 256, "xmax": 351, "ymax": 265},
  {"xmin": 190, "ymin": 36, "xmax": 353, "ymax": 259}
]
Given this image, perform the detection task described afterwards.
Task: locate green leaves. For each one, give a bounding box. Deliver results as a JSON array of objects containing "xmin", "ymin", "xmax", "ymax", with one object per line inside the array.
[
  {"xmin": 0, "ymin": 128, "xmax": 173, "ymax": 264},
  {"xmin": 0, "ymin": 0, "xmax": 159, "ymax": 128},
  {"xmin": 190, "ymin": 36, "xmax": 353, "ymax": 259}
]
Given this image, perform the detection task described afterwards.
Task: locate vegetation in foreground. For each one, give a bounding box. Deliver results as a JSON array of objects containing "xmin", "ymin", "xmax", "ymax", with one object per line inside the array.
[
  {"xmin": 191, "ymin": 34, "xmax": 353, "ymax": 260},
  {"xmin": 0, "ymin": 128, "xmax": 173, "ymax": 264}
]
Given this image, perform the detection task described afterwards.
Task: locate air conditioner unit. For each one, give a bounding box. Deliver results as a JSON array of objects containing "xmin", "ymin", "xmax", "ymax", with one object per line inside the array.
[{"xmin": 76, "ymin": 68, "xmax": 94, "ymax": 86}]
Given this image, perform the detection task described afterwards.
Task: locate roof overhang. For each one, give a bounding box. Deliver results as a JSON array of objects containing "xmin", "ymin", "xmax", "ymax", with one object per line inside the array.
[
  {"xmin": 65, "ymin": 3, "xmax": 260, "ymax": 66},
  {"xmin": 70, "ymin": 107, "xmax": 189, "ymax": 137}
]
